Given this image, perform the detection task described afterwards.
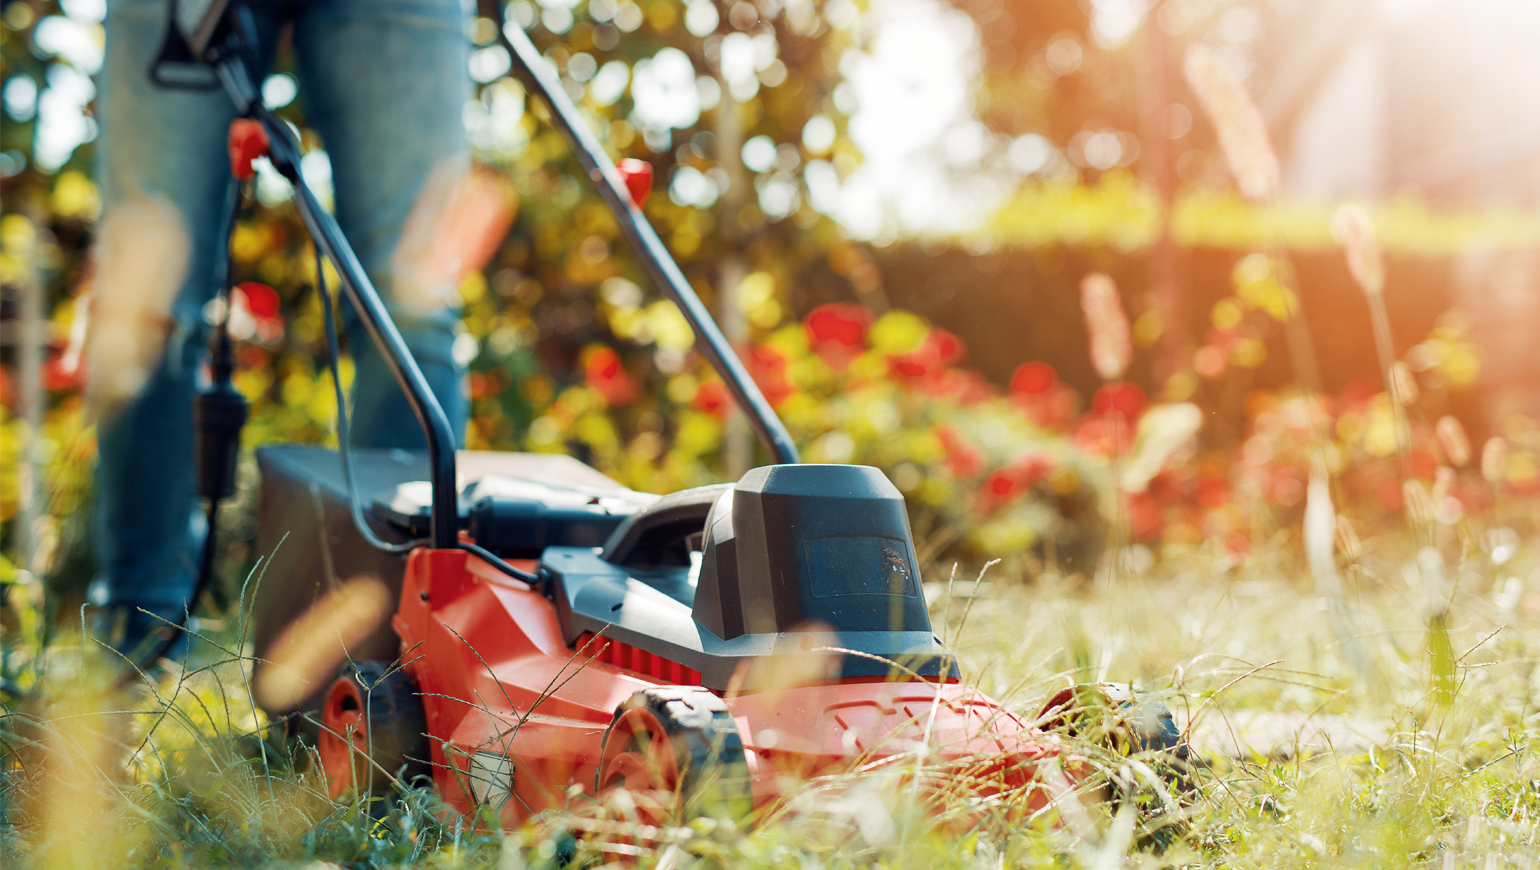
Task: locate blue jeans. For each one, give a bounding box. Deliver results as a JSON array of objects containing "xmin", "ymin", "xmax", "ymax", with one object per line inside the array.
[{"xmin": 93, "ymin": 0, "xmax": 469, "ymax": 620}]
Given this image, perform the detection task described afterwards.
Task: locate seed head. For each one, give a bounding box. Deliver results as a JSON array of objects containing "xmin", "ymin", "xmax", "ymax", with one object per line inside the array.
[
  {"xmin": 1435, "ymin": 416, "xmax": 1471, "ymax": 467},
  {"xmin": 1121, "ymin": 402, "xmax": 1202, "ymax": 492},
  {"xmin": 1403, "ymin": 479, "xmax": 1432, "ymax": 525},
  {"xmin": 1330, "ymin": 203, "xmax": 1385, "ymax": 296},
  {"xmin": 1482, "ymin": 437, "xmax": 1508, "ymax": 483},
  {"xmin": 1304, "ymin": 472, "xmax": 1338, "ymax": 592},
  {"xmin": 1079, "ymin": 273, "xmax": 1132, "ymax": 381},
  {"xmin": 1184, "ymin": 45, "xmax": 1279, "ymax": 202},
  {"xmin": 1335, "ymin": 515, "xmax": 1362, "ymax": 563},
  {"xmin": 1390, "ymin": 362, "xmax": 1419, "ymax": 406}
]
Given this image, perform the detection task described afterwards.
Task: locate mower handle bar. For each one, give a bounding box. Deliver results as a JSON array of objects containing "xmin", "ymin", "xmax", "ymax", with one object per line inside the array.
[
  {"xmin": 500, "ymin": 23, "xmax": 799, "ymax": 466},
  {"xmin": 212, "ymin": 44, "xmax": 461, "ymax": 550},
  {"xmin": 195, "ymin": 2, "xmax": 801, "ymax": 550}
]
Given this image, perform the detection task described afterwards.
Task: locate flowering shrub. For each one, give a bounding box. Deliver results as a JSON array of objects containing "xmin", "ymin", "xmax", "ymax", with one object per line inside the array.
[
  {"xmin": 520, "ymin": 291, "xmax": 1246, "ymax": 563},
  {"xmin": 517, "ymin": 287, "xmax": 1524, "ymax": 570},
  {"xmin": 0, "ymin": 159, "xmax": 1528, "ymax": 580},
  {"xmin": 0, "ymin": 225, "xmax": 1524, "ymax": 576}
]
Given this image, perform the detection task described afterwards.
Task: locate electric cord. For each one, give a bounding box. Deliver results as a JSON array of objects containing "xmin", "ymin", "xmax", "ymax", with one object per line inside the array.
[
  {"xmin": 313, "ymin": 243, "xmax": 419, "ymax": 555},
  {"xmin": 457, "ymin": 540, "xmax": 540, "ymax": 584},
  {"xmin": 111, "ymin": 5, "xmax": 537, "ymax": 688},
  {"xmin": 116, "ymin": 177, "xmax": 247, "ymax": 687},
  {"xmin": 311, "ymin": 245, "xmax": 540, "ymax": 585}
]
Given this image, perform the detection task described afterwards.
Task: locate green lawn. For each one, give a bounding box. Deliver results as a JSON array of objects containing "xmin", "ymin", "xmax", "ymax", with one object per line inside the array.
[{"xmin": 4, "ymin": 535, "xmax": 1538, "ymax": 869}]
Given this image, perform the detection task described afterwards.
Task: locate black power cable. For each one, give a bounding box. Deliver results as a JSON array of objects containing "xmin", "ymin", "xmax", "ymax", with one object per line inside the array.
[
  {"xmin": 119, "ymin": 179, "xmax": 536, "ymax": 686},
  {"xmin": 312, "ymin": 242, "xmax": 418, "ymax": 556},
  {"xmin": 457, "ymin": 540, "xmax": 540, "ymax": 585},
  {"xmin": 117, "ymin": 177, "xmax": 249, "ymax": 685},
  {"xmin": 310, "ymin": 245, "xmax": 539, "ymax": 584}
]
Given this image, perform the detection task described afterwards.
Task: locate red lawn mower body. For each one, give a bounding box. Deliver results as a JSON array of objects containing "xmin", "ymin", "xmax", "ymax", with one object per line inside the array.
[
  {"xmin": 277, "ymin": 456, "xmax": 1074, "ymax": 825},
  {"xmin": 380, "ymin": 548, "xmax": 1065, "ymax": 822},
  {"xmin": 181, "ymin": 0, "xmax": 1095, "ymax": 830}
]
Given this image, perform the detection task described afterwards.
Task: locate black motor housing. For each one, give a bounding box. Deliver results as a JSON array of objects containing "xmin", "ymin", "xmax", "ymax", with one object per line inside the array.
[
  {"xmin": 693, "ymin": 464, "xmax": 931, "ymax": 639},
  {"xmin": 544, "ymin": 463, "xmax": 957, "ymax": 690}
]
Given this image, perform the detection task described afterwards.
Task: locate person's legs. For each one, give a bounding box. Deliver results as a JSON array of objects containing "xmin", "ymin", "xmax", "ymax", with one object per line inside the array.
[
  {"xmin": 92, "ymin": 0, "xmax": 279, "ymax": 649},
  {"xmin": 292, "ymin": 0, "xmax": 470, "ymax": 450}
]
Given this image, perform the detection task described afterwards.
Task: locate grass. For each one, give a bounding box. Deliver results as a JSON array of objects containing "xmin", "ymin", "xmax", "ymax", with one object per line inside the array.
[{"xmin": 3, "ymin": 524, "xmax": 1540, "ymax": 869}]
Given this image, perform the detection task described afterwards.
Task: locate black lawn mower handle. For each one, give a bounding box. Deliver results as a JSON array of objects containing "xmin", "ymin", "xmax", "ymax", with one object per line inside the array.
[
  {"xmin": 497, "ymin": 22, "xmax": 799, "ymax": 467},
  {"xmin": 205, "ymin": 26, "xmax": 462, "ymax": 549},
  {"xmin": 172, "ymin": 1, "xmax": 799, "ymax": 550}
]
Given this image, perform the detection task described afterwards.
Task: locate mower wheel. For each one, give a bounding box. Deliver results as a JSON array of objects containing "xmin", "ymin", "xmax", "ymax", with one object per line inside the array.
[
  {"xmin": 1038, "ymin": 683, "xmax": 1192, "ymax": 803},
  {"xmin": 596, "ymin": 686, "xmax": 753, "ymax": 821},
  {"xmin": 317, "ymin": 661, "xmax": 431, "ymax": 799}
]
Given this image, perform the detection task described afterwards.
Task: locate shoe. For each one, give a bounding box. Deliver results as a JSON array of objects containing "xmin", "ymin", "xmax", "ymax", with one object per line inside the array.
[{"xmin": 92, "ymin": 604, "xmax": 193, "ymax": 670}]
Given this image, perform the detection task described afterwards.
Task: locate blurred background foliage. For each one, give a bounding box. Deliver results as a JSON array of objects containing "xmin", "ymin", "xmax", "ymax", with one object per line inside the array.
[
  {"xmin": 0, "ymin": 0, "xmax": 1533, "ymax": 597},
  {"xmin": 9, "ymin": 5, "xmax": 1540, "ymax": 866}
]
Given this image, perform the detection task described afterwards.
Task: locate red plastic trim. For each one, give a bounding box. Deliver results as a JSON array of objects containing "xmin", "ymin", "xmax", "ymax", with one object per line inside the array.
[
  {"xmin": 227, "ymin": 118, "xmax": 270, "ymax": 181},
  {"xmin": 617, "ymin": 158, "xmax": 653, "ymax": 209}
]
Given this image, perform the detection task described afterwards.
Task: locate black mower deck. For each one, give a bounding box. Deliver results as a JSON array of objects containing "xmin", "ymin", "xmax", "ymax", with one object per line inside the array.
[{"xmin": 253, "ymin": 445, "xmax": 648, "ymax": 710}]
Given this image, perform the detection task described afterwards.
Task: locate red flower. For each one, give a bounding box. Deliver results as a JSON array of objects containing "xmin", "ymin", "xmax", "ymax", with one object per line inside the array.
[
  {"xmin": 1376, "ymin": 478, "xmax": 1403, "ymax": 512},
  {"xmin": 585, "ymin": 346, "xmax": 640, "ymax": 406},
  {"xmin": 920, "ymin": 367, "xmax": 993, "ymax": 404},
  {"xmin": 236, "ymin": 282, "xmax": 281, "ymax": 319},
  {"xmin": 978, "ymin": 468, "xmax": 1025, "ymax": 512},
  {"xmin": 1074, "ymin": 415, "xmax": 1129, "ymax": 456},
  {"xmin": 889, "ymin": 328, "xmax": 968, "ymax": 380},
  {"xmin": 1336, "ymin": 377, "xmax": 1378, "ymax": 413},
  {"xmin": 1009, "ymin": 362, "xmax": 1077, "ymax": 429},
  {"xmin": 468, "ymin": 372, "xmax": 495, "ymax": 400},
  {"xmin": 804, "ymin": 303, "xmax": 873, "ymax": 368},
  {"xmin": 1194, "ymin": 475, "xmax": 1230, "ymax": 509},
  {"xmin": 41, "ymin": 348, "xmax": 84, "ymax": 391},
  {"xmin": 1014, "ymin": 451, "xmax": 1055, "ymax": 487},
  {"xmin": 1009, "ymin": 361, "xmax": 1057, "ymax": 395},
  {"xmin": 693, "ymin": 379, "xmax": 732, "ymax": 418},
  {"xmin": 918, "ymin": 367, "xmax": 963, "ymax": 398},
  {"xmin": 928, "ymin": 329, "xmax": 966, "ymax": 364},
  {"xmin": 1410, "ymin": 446, "xmax": 1439, "ymax": 480},
  {"xmin": 1129, "ymin": 491, "xmax": 1166, "ymax": 541},
  {"xmin": 1073, "ymin": 383, "xmax": 1146, "ymax": 455},
  {"xmin": 747, "ymin": 344, "xmax": 793, "ymax": 406},
  {"xmin": 955, "ymin": 369, "xmax": 995, "ymax": 404},
  {"xmin": 890, "ymin": 350, "xmax": 932, "ymax": 380},
  {"xmin": 1091, "ymin": 381, "xmax": 1147, "ymax": 426},
  {"xmin": 936, "ymin": 426, "xmax": 983, "ymax": 478},
  {"xmin": 1020, "ymin": 386, "xmax": 1078, "ymax": 430},
  {"xmin": 976, "ymin": 453, "xmax": 1055, "ymax": 513}
]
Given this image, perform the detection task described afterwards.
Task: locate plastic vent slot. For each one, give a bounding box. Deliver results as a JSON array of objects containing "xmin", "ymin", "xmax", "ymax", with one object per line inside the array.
[{"xmin": 579, "ymin": 633, "xmax": 704, "ymax": 686}]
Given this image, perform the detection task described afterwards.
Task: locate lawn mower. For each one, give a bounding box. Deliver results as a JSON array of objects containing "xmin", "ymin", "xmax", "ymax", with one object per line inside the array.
[{"xmin": 154, "ymin": 0, "xmax": 1183, "ymax": 828}]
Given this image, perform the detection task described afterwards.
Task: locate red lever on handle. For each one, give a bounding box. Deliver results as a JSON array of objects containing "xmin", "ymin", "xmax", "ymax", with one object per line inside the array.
[
  {"xmin": 617, "ymin": 158, "xmax": 653, "ymax": 209},
  {"xmin": 228, "ymin": 119, "xmax": 271, "ymax": 181}
]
